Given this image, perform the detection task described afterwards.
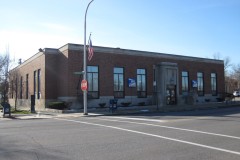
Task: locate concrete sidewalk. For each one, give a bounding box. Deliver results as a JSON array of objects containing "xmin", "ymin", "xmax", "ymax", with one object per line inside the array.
[{"xmin": 1, "ymin": 99, "xmax": 240, "ymax": 120}]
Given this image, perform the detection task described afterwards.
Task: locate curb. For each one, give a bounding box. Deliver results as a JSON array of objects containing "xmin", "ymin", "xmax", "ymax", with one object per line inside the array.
[{"xmin": 1, "ymin": 102, "xmax": 240, "ymax": 120}]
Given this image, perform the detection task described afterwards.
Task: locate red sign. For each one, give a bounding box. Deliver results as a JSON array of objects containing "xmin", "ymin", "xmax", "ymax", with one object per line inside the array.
[{"xmin": 81, "ymin": 79, "xmax": 88, "ymax": 91}]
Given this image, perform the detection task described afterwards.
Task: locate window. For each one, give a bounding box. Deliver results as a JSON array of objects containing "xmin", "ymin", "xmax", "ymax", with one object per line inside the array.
[
  {"xmin": 87, "ymin": 66, "xmax": 99, "ymax": 98},
  {"xmin": 20, "ymin": 76, "xmax": 23, "ymax": 99},
  {"xmin": 182, "ymin": 71, "xmax": 189, "ymax": 93},
  {"xmin": 15, "ymin": 77, "xmax": 18, "ymax": 98},
  {"xmin": 137, "ymin": 69, "xmax": 146, "ymax": 98},
  {"xmin": 34, "ymin": 69, "xmax": 41, "ymax": 99},
  {"xmin": 37, "ymin": 69, "xmax": 41, "ymax": 99},
  {"xmin": 153, "ymin": 67, "xmax": 157, "ymax": 92},
  {"xmin": 197, "ymin": 72, "xmax": 204, "ymax": 96},
  {"xmin": 211, "ymin": 73, "xmax": 217, "ymax": 96},
  {"xmin": 26, "ymin": 74, "xmax": 29, "ymax": 99},
  {"xmin": 114, "ymin": 67, "xmax": 124, "ymax": 98},
  {"xmin": 34, "ymin": 71, "xmax": 37, "ymax": 98}
]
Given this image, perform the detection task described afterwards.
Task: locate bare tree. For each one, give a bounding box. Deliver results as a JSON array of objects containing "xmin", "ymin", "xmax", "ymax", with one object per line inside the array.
[
  {"xmin": 213, "ymin": 52, "xmax": 232, "ymax": 74},
  {"xmin": 9, "ymin": 68, "xmax": 21, "ymax": 111},
  {"xmin": 224, "ymin": 56, "xmax": 233, "ymax": 75},
  {"xmin": 225, "ymin": 72, "xmax": 238, "ymax": 93},
  {"xmin": 0, "ymin": 48, "xmax": 10, "ymax": 103},
  {"xmin": 213, "ymin": 52, "xmax": 221, "ymax": 60},
  {"xmin": 213, "ymin": 52, "xmax": 235, "ymax": 94},
  {"xmin": 232, "ymin": 64, "xmax": 240, "ymax": 90}
]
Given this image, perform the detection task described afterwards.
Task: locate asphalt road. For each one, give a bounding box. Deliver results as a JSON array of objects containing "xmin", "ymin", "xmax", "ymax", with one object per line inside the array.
[{"xmin": 1, "ymin": 107, "xmax": 240, "ymax": 160}]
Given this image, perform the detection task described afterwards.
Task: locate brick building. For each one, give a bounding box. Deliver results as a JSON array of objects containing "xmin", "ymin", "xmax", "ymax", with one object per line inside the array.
[{"xmin": 8, "ymin": 43, "xmax": 224, "ymax": 111}]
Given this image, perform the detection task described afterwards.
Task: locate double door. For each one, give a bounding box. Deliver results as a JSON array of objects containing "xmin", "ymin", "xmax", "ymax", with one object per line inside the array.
[{"xmin": 166, "ymin": 85, "xmax": 176, "ymax": 105}]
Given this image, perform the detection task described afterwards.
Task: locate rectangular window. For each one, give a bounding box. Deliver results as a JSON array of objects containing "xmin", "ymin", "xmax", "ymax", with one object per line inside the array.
[
  {"xmin": 197, "ymin": 72, "xmax": 204, "ymax": 96},
  {"xmin": 87, "ymin": 66, "xmax": 99, "ymax": 98},
  {"xmin": 26, "ymin": 74, "xmax": 29, "ymax": 99},
  {"xmin": 211, "ymin": 73, "xmax": 217, "ymax": 96},
  {"xmin": 114, "ymin": 67, "xmax": 124, "ymax": 98},
  {"xmin": 20, "ymin": 76, "xmax": 23, "ymax": 99},
  {"xmin": 37, "ymin": 69, "xmax": 41, "ymax": 99},
  {"xmin": 34, "ymin": 70, "xmax": 41, "ymax": 99},
  {"xmin": 15, "ymin": 78, "xmax": 18, "ymax": 99},
  {"xmin": 182, "ymin": 71, "xmax": 189, "ymax": 93},
  {"xmin": 153, "ymin": 67, "xmax": 157, "ymax": 92},
  {"xmin": 137, "ymin": 69, "xmax": 146, "ymax": 98},
  {"xmin": 34, "ymin": 71, "xmax": 37, "ymax": 99}
]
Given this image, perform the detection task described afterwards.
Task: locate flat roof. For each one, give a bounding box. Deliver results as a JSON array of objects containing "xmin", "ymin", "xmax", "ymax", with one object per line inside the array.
[
  {"xmin": 17, "ymin": 43, "xmax": 224, "ymax": 69},
  {"xmin": 59, "ymin": 43, "xmax": 224, "ymax": 64}
]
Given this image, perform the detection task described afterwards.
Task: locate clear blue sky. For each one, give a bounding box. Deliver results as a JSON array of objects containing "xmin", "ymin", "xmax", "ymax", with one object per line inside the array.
[{"xmin": 0, "ymin": 0, "xmax": 240, "ymax": 65}]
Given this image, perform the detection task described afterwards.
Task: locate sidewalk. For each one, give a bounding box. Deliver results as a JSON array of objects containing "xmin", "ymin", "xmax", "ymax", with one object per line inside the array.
[{"xmin": 1, "ymin": 100, "xmax": 240, "ymax": 120}]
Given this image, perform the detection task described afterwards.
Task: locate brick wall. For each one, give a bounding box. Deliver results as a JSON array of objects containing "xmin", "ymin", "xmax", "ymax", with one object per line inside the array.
[
  {"xmin": 45, "ymin": 53, "xmax": 58, "ymax": 99},
  {"xmin": 8, "ymin": 44, "xmax": 225, "ymax": 110},
  {"xmin": 11, "ymin": 53, "xmax": 46, "ymax": 99},
  {"xmin": 8, "ymin": 52, "xmax": 46, "ymax": 110},
  {"xmin": 67, "ymin": 50, "xmax": 224, "ymax": 97}
]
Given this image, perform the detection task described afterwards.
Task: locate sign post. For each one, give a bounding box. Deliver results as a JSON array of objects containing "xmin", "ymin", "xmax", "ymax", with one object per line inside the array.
[{"xmin": 83, "ymin": 0, "xmax": 94, "ymax": 115}]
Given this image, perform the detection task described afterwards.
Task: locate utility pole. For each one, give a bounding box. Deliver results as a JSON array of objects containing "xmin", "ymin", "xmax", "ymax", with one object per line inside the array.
[{"xmin": 83, "ymin": 0, "xmax": 94, "ymax": 115}]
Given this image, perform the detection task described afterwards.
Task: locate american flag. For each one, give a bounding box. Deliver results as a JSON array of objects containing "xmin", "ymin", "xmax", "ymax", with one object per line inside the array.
[{"xmin": 88, "ymin": 35, "xmax": 94, "ymax": 61}]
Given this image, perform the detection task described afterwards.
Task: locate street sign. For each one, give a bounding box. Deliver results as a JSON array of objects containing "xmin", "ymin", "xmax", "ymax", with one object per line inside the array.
[
  {"xmin": 192, "ymin": 80, "xmax": 198, "ymax": 88},
  {"xmin": 73, "ymin": 71, "xmax": 85, "ymax": 75},
  {"xmin": 128, "ymin": 78, "xmax": 136, "ymax": 88},
  {"xmin": 81, "ymin": 79, "xmax": 88, "ymax": 91}
]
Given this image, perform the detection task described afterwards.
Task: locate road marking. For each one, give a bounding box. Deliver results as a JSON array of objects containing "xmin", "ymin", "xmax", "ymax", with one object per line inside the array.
[
  {"xmin": 102, "ymin": 116, "xmax": 165, "ymax": 123},
  {"xmin": 95, "ymin": 117, "xmax": 240, "ymax": 140},
  {"xmin": 54, "ymin": 118, "xmax": 240, "ymax": 156}
]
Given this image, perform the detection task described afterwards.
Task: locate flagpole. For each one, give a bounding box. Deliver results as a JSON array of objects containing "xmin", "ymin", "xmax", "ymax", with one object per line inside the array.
[{"xmin": 83, "ymin": 0, "xmax": 94, "ymax": 115}]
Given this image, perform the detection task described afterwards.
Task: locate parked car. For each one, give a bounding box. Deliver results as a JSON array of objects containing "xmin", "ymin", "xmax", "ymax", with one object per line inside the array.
[{"xmin": 233, "ymin": 91, "xmax": 240, "ymax": 97}]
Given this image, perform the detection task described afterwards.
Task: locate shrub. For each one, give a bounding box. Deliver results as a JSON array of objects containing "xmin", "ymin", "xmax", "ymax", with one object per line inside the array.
[
  {"xmin": 138, "ymin": 102, "xmax": 145, "ymax": 106},
  {"xmin": 99, "ymin": 103, "xmax": 106, "ymax": 108},
  {"xmin": 205, "ymin": 99, "xmax": 210, "ymax": 102},
  {"xmin": 121, "ymin": 102, "xmax": 131, "ymax": 107},
  {"xmin": 48, "ymin": 101, "xmax": 67, "ymax": 110}
]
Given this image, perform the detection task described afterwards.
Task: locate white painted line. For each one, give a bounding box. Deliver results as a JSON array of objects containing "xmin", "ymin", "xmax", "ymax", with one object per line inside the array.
[
  {"xmin": 140, "ymin": 110, "xmax": 149, "ymax": 112},
  {"xmin": 103, "ymin": 116, "xmax": 165, "ymax": 123},
  {"xmin": 54, "ymin": 118, "xmax": 240, "ymax": 156},
  {"xmin": 96, "ymin": 117, "xmax": 240, "ymax": 140}
]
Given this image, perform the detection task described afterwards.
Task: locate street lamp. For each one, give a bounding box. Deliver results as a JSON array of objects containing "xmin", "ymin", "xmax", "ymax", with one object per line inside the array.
[{"xmin": 83, "ymin": 0, "xmax": 94, "ymax": 115}]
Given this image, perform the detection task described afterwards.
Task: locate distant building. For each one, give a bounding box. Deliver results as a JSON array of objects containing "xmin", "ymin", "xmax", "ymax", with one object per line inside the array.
[{"xmin": 8, "ymin": 43, "xmax": 224, "ymax": 111}]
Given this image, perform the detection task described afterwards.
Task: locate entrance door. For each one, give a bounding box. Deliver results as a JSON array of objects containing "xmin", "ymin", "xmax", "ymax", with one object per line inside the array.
[
  {"xmin": 166, "ymin": 85, "xmax": 176, "ymax": 105},
  {"xmin": 154, "ymin": 62, "xmax": 178, "ymax": 107}
]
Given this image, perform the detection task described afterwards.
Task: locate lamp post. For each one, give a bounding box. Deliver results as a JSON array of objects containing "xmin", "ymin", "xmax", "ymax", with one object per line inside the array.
[{"xmin": 83, "ymin": 0, "xmax": 94, "ymax": 115}]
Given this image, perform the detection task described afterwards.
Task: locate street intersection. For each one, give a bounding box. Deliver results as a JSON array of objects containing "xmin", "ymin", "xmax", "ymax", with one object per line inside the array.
[{"xmin": 1, "ymin": 107, "xmax": 240, "ymax": 160}]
